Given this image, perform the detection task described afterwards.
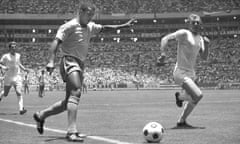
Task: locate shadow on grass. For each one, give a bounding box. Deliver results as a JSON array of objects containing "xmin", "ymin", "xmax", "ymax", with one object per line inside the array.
[
  {"xmin": 168, "ymin": 125, "xmax": 206, "ymax": 130},
  {"xmin": 41, "ymin": 135, "xmax": 67, "ymax": 142},
  {"xmin": 0, "ymin": 112, "xmax": 18, "ymax": 115}
]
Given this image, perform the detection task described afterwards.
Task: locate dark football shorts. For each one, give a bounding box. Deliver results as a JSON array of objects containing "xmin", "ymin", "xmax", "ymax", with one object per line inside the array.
[{"xmin": 60, "ymin": 56, "xmax": 84, "ymax": 82}]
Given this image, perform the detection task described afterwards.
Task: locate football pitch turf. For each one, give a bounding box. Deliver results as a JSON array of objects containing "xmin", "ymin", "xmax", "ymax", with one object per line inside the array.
[{"xmin": 0, "ymin": 89, "xmax": 239, "ymax": 144}]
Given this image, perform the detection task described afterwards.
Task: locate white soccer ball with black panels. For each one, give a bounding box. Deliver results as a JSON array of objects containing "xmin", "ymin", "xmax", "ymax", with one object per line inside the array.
[{"xmin": 142, "ymin": 122, "xmax": 164, "ymax": 143}]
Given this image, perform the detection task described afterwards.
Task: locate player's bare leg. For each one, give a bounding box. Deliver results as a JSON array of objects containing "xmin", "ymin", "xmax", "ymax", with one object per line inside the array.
[
  {"xmin": 33, "ymin": 100, "xmax": 67, "ymax": 134},
  {"xmin": 0, "ymin": 86, "xmax": 11, "ymax": 102},
  {"xmin": 65, "ymin": 71, "xmax": 85, "ymax": 142},
  {"xmin": 177, "ymin": 78, "xmax": 203, "ymax": 127},
  {"xmin": 0, "ymin": 90, "xmax": 4, "ymax": 101},
  {"xmin": 14, "ymin": 85, "xmax": 27, "ymax": 115}
]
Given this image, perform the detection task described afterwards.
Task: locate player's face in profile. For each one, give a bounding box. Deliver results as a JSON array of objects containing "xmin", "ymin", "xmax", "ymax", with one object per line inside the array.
[{"xmin": 79, "ymin": 9, "xmax": 95, "ymax": 26}]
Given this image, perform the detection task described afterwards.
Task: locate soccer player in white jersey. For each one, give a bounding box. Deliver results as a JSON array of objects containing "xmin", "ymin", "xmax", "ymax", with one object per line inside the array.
[
  {"xmin": 0, "ymin": 41, "xmax": 29, "ymax": 115},
  {"xmin": 33, "ymin": 2, "xmax": 135, "ymax": 142},
  {"xmin": 158, "ymin": 14, "xmax": 210, "ymax": 127}
]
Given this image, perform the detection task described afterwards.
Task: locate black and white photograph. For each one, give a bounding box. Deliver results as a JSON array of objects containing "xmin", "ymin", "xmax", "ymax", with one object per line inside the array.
[{"xmin": 0, "ymin": 0, "xmax": 240, "ymax": 144}]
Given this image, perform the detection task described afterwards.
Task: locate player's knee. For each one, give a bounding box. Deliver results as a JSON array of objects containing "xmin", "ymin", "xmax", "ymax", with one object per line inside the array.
[
  {"xmin": 68, "ymin": 95, "xmax": 80, "ymax": 105},
  {"xmin": 182, "ymin": 78, "xmax": 203, "ymax": 104},
  {"xmin": 70, "ymin": 88, "xmax": 82, "ymax": 98},
  {"xmin": 192, "ymin": 94, "xmax": 203, "ymax": 104},
  {"xmin": 16, "ymin": 91, "xmax": 21, "ymax": 96}
]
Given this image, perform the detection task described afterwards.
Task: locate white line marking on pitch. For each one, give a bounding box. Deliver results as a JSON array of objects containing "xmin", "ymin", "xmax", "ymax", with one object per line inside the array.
[{"xmin": 0, "ymin": 118, "xmax": 135, "ymax": 144}]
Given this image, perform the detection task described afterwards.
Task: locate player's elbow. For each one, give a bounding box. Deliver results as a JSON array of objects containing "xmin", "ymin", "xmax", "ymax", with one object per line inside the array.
[
  {"xmin": 161, "ymin": 36, "xmax": 168, "ymax": 43},
  {"xmin": 160, "ymin": 38, "xmax": 168, "ymax": 48}
]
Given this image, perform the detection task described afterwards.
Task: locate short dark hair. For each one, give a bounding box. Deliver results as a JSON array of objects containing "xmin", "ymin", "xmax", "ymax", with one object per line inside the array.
[
  {"xmin": 79, "ymin": 3, "xmax": 95, "ymax": 12},
  {"xmin": 8, "ymin": 41, "xmax": 17, "ymax": 48},
  {"xmin": 187, "ymin": 14, "xmax": 202, "ymax": 24}
]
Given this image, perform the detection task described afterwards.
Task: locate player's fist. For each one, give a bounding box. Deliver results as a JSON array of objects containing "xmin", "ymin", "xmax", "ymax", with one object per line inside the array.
[
  {"xmin": 126, "ymin": 18, "xmax": 137, "ymax": 27},
  {"xmin": 46, "ymin": 61, "xmax": 55, "ymax": 75},
  {"xmin": 203, "ymin": 36, "xmax": 210, "ymax": 43},
  {"xmin": 156, "ymin": 54, "xmax": 167, "ymax": 67}
]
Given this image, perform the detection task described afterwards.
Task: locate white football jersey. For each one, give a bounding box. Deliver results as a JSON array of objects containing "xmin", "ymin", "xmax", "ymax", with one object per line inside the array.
[
  {"xmin": 175, "ymin": 29, "xmax": 204, "ymax": 71},
  {"xmin": 0, "ymin": 53, "xmax": 21, "ymax": 78}
]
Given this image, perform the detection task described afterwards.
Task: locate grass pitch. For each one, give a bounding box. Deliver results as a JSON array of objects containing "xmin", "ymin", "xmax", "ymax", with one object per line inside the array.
[{"xmin": 0, "ymin": 89, "xmax": 239, "ymax": 144}]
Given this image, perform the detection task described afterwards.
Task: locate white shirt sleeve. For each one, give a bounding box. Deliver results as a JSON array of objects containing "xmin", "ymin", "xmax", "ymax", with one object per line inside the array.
[
  {"xmin": 56, "ymin": 23, "xmax": 73, "ymax": 41},
  {"xmin": 0, "ymin": 54, "xmax": 6, "ymax": 64},
  {"xmin": 88, "ymin": 22, "xmax": 103, "ymax": 35}
]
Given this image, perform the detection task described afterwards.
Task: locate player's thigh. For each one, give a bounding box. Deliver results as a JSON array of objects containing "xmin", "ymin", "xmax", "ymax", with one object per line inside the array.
[
  {"xmin": 3, "ymin": 85, "xmax": 12, "ymax": 96},
  {"xmin": 13, "ymin": 81, "xmax": 22, "ymax": 96},
  {"xmin": 66, "ymin": 71, "xmax": 83, "ymax": 90},
  {"xmin": 65, "ymin": 71, "xmax": 83, "ymax": 99},
  {"xmin": 173, "ymin": 68, "xmax": 194, "ymax": 85},
  {"xmin": 182, "ymin": 77, "xmax": 202, "ymax": 103}
]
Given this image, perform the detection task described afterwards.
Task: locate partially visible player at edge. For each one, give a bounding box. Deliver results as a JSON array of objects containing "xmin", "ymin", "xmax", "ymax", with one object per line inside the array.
[
  {"xmin": 158, "ymin": 14, "xmax": 210, "ymax": 127},
  {"xmin": 0, "ymin": 41, "xmax": 29, "ymax": 115},
  {"xmin": 33, "ymin": 2, "xmax": 136, "ymax": 142}
]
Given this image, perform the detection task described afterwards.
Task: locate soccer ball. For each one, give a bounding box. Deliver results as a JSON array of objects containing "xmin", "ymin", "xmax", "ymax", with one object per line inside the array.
[{"xmin": 142, "ymin": 122, "xmax": 164, "ymax": 143}]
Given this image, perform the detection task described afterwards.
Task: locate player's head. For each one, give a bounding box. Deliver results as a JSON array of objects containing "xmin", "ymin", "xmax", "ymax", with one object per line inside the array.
[
  {"xmin": 41, "ymin": 70, "xmax": 45, "ymax": 74},
  {"xmin": 78, "ymin": 3, "xmax": 95, "ymax": 27},
  {"xmin": 8, "ymin": 41, "xmax": 17, "ymax": 54},
  {"xmin": 186, "ymin": 14, "xmax": 202, "ymax": 33}
]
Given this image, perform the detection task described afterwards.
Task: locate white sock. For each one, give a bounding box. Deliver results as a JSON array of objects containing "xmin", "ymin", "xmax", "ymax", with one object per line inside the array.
[
  {"xmin": 17, "ymin": 95, "xmax": 24, "ymax": 111},
  {"xmin": 0, "ymin": 90, "xmax": 4, "ymax": 99}
]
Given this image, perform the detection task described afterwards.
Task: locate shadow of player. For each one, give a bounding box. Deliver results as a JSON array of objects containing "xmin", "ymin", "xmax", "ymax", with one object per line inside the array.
[{"xmin": 169, "ymin": 125, "xmax": 206, "ymax": 130}]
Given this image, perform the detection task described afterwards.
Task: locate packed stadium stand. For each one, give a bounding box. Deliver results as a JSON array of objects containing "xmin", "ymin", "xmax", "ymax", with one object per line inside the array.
[
  {"xmin": 0, "ymin": 0, "xmax": 240, "ymax": 14},
  {"xmin": 0, "ymin": 0, "xmax": 240, "ymax": 89}
]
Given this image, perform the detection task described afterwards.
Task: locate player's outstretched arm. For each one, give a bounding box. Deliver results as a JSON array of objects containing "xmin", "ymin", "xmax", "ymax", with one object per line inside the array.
[
  {"xmin": 18, "ymin": 55, "xmax": 30, "ymax": 72},
  {"xmin": 157, "ymin": 32, "xmax": 177, "ymax": 66},
  {"xmin": 160, "ymin": 30, "xmax": 186, "ymax": 52},
  {"xmin": 157, "ymin": 30, "xmax": 185, "ymax": 66},
  {"xmin": 101, "ymin": 18, "xmax": 136, "ymax": 32},
  {"xmin": 19, "ymin": 62, "xmax": 29, "ymax": 73},
  {"xmin": 199, "ymin": 36, "xmax": 210, "ymax": 60}
]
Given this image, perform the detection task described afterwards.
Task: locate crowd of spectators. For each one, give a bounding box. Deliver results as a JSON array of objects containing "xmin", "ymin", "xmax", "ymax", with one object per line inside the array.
[
  {"xmin": 1, "ymin": 35, "xmax": 239, "ymax": 89},
  {"xmin": 0, "ymin": 0, "xmax": 239, "ymax": 14}
]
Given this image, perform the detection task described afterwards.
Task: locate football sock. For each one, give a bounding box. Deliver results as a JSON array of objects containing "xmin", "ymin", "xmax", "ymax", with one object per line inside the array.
[
  {"xmin": 17, "ymin": 95, "xmax": 24, "ymax": 111},
  {"xmin": 67, "ymin": 96, "xmax": 80, "ymax": 133},
  {"xmin": 0, "ymin": 90, "xmax": 4, "ymax": 99}
]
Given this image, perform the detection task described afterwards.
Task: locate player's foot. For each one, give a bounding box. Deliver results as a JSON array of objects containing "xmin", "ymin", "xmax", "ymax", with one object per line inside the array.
[
  {"xmin": 19, "ymin": 108, "xmax": 27, "ymax": 115},
  {"xmin": 33, "ymin": 112, "xmax": 45, "ymax": 134},
  {"xmin": 175, "ymin": 92, "xmax": 183, "ymax": 107},
  {"xmin": 176, "ymin": 121, "xmax": 194, "ymax": 128},
  {"xmin": 66, "ymin": 132, "xmax": 85, "ymax": 142}
]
